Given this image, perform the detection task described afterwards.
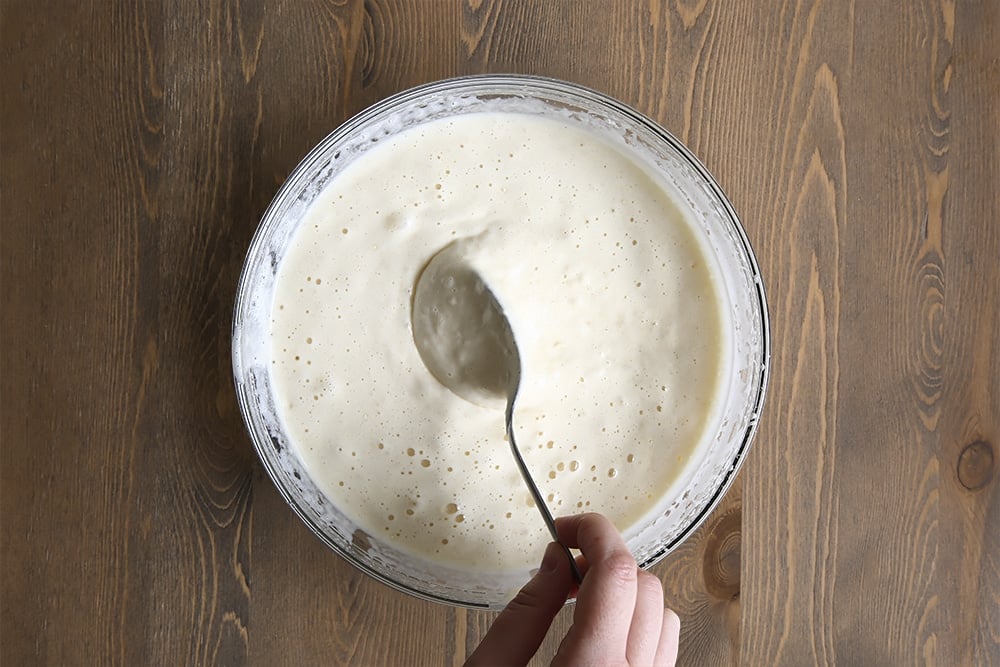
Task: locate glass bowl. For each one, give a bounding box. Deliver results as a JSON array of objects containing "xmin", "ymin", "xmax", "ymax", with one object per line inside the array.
[{"xmin": 232, "ymin": 75, "xmax": 770, "ymax": 609}]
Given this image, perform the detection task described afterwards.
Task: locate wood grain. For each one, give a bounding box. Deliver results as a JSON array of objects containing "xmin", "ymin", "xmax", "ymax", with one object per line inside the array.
[
  {"xmin": 2, "ymin": 0, "xmax": 998, "ymax": 665},
  {"xmin": 2, "ymin": 1, "xmax": 163, "ymax": 664},
  {"xmin": 735, "ymin": 0, "xmax": 849, "ymax": 662}
]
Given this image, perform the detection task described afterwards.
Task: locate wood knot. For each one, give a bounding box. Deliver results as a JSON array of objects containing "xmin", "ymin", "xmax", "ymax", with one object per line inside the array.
[
  {"xmin": 957, "ymin": 440, "xmax": 994, "ymax": 491},
  {"xmin": 702, "ymin": 505, "xmax": 741, "ymax": 601}
]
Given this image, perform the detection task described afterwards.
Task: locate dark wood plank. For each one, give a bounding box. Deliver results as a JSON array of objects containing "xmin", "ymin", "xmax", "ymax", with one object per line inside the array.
[
  {"xmin": 942, "ymin": 1, "xmax": 1000, "ymax": 661},
  {"xmin": 734, "ymin": 0, "xmax": 852, "ymax": 662},
  {"xmin": 738, "ymin": 0, "xmax": 1000, "ymax": 664},
  {"xmin": 1, "ymin": 1, "xmax": 165, "ymax": 664},
  {"xmin": 146, "ymin": 0, "xmax": 266, "ymax": 662}
]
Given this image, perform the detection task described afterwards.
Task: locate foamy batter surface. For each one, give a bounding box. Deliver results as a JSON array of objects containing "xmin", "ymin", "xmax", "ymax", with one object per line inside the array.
[{"xmin": 269, "ymin": 112, "xmax": 727, "ymax": 572}]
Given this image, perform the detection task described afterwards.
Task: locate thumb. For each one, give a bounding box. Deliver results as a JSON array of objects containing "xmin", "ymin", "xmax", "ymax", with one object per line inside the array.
[{"xmin": 465, "ymin": 542, "xmax": 573, "ymax": 666}]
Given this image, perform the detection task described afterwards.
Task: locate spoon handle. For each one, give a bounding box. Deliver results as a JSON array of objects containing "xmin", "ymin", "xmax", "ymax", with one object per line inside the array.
[{"xmin": 505, "ymin": 401, "xmax": 584, "ymax": 584}]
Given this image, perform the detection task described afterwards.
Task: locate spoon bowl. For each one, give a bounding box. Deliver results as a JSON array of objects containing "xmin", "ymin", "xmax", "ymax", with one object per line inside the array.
[{"xmin": 411, "ymin": 240, "xmax": 517, "ymax": 407}]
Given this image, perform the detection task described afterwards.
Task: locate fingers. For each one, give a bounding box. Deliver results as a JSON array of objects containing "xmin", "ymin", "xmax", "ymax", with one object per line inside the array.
[
  {"xmin": 626, "ymin": 570, "xmax": 665, "ymax": 665},
  {"xmin": 553, "ymin": 513, "xmax": 680, "ymax": 667},
  {"xmin": 654, "ymin": 607, "xmax": 681, "ymax": 666},
  {"xmin": 465, "ymin": 542, "xmax": 573, "ymax": 666},
  {"xmin": 553, "ymin": 513, "xmax": 639, "ymax": 664},
  {"xmin": 471, "ymin": 514, "xmax": 680, "ymax": 667},
  {"xmin": 555, "ymin": 512, "xmax": 629, "ymax": 563}
]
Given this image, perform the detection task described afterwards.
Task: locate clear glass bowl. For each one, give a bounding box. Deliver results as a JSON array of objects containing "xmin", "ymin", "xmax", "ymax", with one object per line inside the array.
[{"xmin": 232, "ymin": 75, "xmax": 770, "ymax": 609}]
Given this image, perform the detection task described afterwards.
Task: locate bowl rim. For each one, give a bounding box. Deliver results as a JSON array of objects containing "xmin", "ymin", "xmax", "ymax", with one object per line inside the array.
[{"xmin": 232, "ymin": 73, "xmax": 771, "ymax": 608}]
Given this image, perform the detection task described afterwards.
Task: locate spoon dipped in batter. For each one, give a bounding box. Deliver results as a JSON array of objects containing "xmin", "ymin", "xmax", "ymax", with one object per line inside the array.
[{"xmin": 412, "ymin": 239, "xmax": 583, "ymax": 582}]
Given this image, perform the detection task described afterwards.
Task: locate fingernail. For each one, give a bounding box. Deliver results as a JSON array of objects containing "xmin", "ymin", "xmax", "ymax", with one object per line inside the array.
[{"xmin": 539, "ymin": 542, "xmax": 560, "ymax": 573}]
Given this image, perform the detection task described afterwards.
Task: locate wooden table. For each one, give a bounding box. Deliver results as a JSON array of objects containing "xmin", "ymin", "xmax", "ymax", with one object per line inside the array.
[{"xmin": 3, "ymin": 1, "xmax": 998, "ymax": 664}]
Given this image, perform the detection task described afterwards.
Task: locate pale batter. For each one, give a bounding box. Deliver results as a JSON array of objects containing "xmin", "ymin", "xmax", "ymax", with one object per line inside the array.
[{"xmin": 268, "ymin": 112, "xmax": 728, "ymax": 572}]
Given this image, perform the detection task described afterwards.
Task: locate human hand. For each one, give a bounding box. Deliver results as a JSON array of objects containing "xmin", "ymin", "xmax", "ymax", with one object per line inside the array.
[{"xmin": 466, "ymin": 513, "xmax": 680, "ymax": 666}]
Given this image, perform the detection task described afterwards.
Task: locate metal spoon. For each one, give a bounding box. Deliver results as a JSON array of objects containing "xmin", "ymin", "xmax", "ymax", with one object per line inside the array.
[
  {"xmin": 412, "ymin": 243, "xmax": 582, "ymax": 582},
  {"xmin": 500, "ymin": 328, "xmax": 584, "ymax": 584}
]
